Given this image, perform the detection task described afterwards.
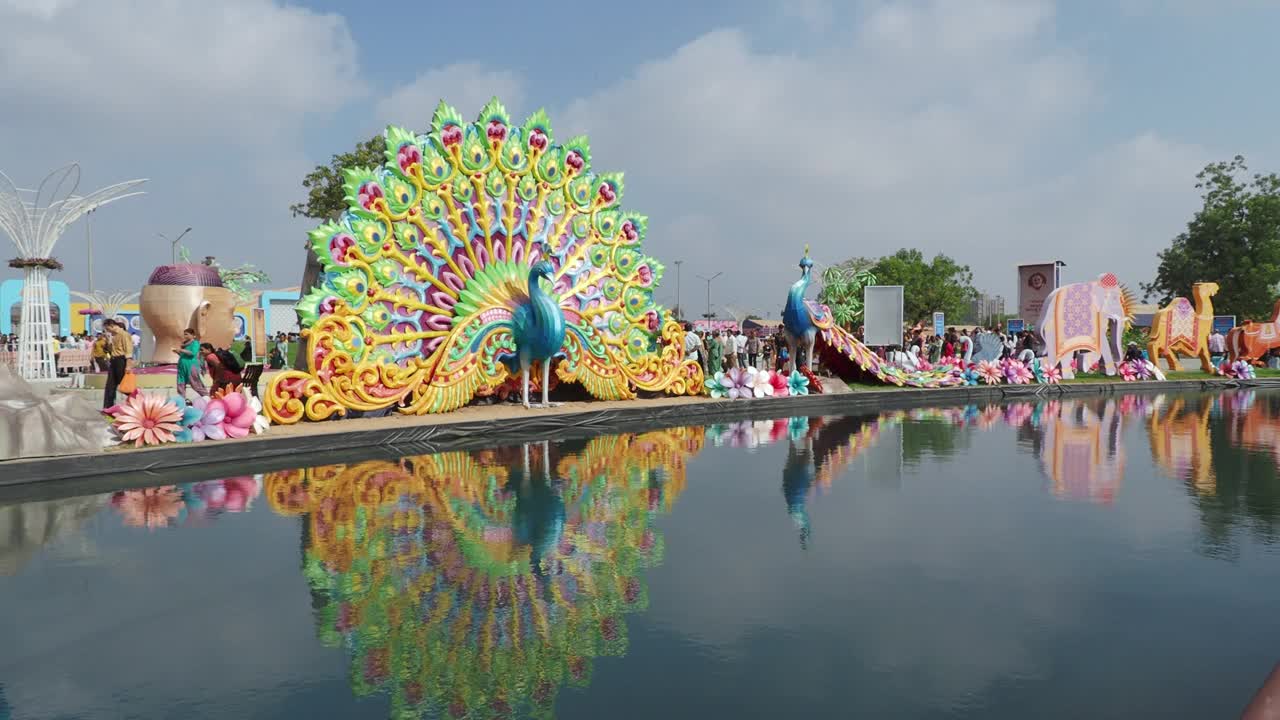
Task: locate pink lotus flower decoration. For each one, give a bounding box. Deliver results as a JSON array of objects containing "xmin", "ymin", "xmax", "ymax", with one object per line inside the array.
[
  {"xmin": 976, "ymin": 360, "xmax": 1003, "ymax": 385},
  {"xmin": 1043, "ymin": 366, "xmax": 1062, "ymax": 384},
  {"xmin": 1119, "ymin": 361, "xmax": 1139, "ymax": 381},
  {"xmin": 193, "ymin": 476, "xmax": 261, "ymax": 513},
  {"xmin": 219, "ymin": 391, "xmax": 258, "ymax": 439},
  {"xmin": 112, "ymin": 394, "xmax": 183, "ymax": 447},
  {"xmin": 1004, "ymin": 359, "xmax": 1033, "ymax": 384},
  {"xmin": 192, "ymin": 396, "xmax": 227, "ymax": 441},
  {"xmin": 721, "ymin": 367, "xmax": 752, "ymax": 399},
  {"xmin": 766, "ymin": 370, "xmax": 789, "ymax": 396}
]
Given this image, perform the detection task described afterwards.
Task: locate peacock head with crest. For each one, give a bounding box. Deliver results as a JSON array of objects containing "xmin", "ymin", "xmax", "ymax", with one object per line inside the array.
[
  {"xmin": 798, "ymin": 245, "xmax": 814, "ymax": 276},
  {"xmin": 529, "ymin": 243, "xmax": 556, "ymax": 290}
]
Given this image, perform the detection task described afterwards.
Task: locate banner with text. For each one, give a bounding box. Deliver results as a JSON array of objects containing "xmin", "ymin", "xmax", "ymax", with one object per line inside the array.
[{"xmin": 1018, "ymin": 263, "xmax": 1059, "ymax": 324}]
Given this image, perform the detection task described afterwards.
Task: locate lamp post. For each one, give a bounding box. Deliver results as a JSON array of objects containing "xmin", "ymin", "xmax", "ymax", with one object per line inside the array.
[
  {"xmin": 158, "ymin": 227, "xmax": 192, "ymax": 264},
  {"xmin": 85, "ymin": 208, "xmax": 94, "ymax": 293},
  {"xmin": 697, "ymin": 271, "xmax": 722, "ymax": 321},
  {"xmin": 673, "ymin": 259, "xmax": 683, "ymax": 319}
]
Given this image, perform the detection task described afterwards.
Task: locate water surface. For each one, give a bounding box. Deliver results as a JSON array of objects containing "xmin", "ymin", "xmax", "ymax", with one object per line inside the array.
[{"xmin": 3, "ymin": 390, "xmax": 1280, "ymax": 719}]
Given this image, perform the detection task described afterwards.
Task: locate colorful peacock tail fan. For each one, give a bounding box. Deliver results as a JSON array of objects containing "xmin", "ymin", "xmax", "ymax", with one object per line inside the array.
[
  {"xmin": 265, "ymin": 97, "xmax": 703, "ymax": 425},
  {"xmin": 808, "ymin": 307, "xmax": 961, "ymax": 388},
  {"xmin": 277, "ymin": 429, "xmax": 699, "ymax": 718}
]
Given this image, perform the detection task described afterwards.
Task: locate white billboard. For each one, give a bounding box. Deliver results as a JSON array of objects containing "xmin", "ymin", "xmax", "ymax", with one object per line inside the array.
[{"xmin": 863, "ymin": 285, "xmax": 905, "ymax": 347}]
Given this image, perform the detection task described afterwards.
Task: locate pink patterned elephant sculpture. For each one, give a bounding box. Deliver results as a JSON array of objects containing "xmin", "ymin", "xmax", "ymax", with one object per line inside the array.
[{"xmin": 1036, "ymin": 273, "xmax": 1134, "ymax": 379}]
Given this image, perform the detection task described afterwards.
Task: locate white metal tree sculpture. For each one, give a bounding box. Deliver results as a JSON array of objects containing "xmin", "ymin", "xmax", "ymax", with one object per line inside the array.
[
  {"xmin": 0, "ymin": 165, "xmax": 145, "ymax": 381},
  {"xmin": 69, "ymin": 290, "xmax": 140, "ymax": 329}
]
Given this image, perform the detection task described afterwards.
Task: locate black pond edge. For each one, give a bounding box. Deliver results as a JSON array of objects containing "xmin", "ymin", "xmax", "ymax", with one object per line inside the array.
[{"xmin": 2, "ymin": 377, "xmax": 1277, "ymax": 504}]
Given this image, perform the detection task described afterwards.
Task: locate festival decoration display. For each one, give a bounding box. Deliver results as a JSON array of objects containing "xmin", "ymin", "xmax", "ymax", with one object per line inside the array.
[
  {"xmin": 1037, "ymin": 399, "xmax": 1125, "ymax": 504},
  {"xmin": 1218, "ymin": 359, "xmax": 1257, "ymax": 380},
  {"xmin": 970, "ymin": 331, "xmax": 1004, "ymax": 364},
  {"xmin": 704, "ymin": 367, "xmax": 811, "ymax": 399},
  {"xmin": 781, "ymin": 247, "xmax": 959, "ymax": 389},
  {"xmin": 0, "ymin": 164, "xmax": 146, "ymax": 381},
  {"xmin": 110, "ymin": 477, "xmax": 262, "ymax": 529},
  {"xmin": 261, "ymin": 427, "xmax": 701, "ymax": 719},
  {"xmin": 111, "ymin": 389, "xmax": 268, "ymax": 448},
  {"xmin": 1146, "ymin": 282, "xmax": 1220, "ymax": 372},
  {"xmin": 110, "ymin": 394, "xmax": 183, "ymax": 447},
  {"xmin": 1227, "ymin": 299, "xmax": 1280, "ymax": 363},
  {"xmin": 1148, "ymin": 397, "xmax": 1215, "ymax": 495},
  {"xmin": 1037, "ymin": 272, "xmax": 1135, "ymax": 379},
  {"xmin": 139, "ymin": 263, "xmax": 238, "ymax": 364},
  {"xmin": 264, "ymin": 98, "xmax": 701, "ymax": 424}
]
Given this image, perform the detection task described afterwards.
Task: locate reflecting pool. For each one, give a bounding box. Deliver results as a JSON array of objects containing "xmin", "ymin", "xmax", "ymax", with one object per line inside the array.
[{"xmin": 3, "ymin": 390, "xmax": 1280, "ymax": 719}]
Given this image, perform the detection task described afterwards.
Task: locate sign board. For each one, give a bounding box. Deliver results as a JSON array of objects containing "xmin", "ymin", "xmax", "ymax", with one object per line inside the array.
[
  {"xmin": 863, "ymin": 285, "xmax": 905, "ymax": 347},
  {"xmin": 932, "ymin": 312, "xmax": 945, "ymax": 337},
  {"xmin": 1006, "ymin": 318, "xmax": 1025, "ymax": 334},
  {"xmin": 1017, "ymin": 262, "xmax": 1060, "ymax": 324},
  {"xmin": 1212, "ymin": 315, "xmax": 1236, "ymax": 334}
]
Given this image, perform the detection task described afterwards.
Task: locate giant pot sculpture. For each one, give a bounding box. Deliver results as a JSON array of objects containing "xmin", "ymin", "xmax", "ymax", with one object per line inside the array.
[{"xmin": 139, "ymin": 264, "xmax": 236, "ymax": 363}]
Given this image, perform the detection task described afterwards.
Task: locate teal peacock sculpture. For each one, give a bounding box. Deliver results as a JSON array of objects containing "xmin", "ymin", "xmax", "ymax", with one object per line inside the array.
[{"xmin": 498, "ymin": 249, "xmax": 567, "ymax": 407}]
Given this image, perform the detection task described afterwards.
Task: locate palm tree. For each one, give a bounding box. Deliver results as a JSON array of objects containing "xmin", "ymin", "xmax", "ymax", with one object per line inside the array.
[{"xmin": 818, "ymin": 262, "xmax": 877, "ymax": 329}]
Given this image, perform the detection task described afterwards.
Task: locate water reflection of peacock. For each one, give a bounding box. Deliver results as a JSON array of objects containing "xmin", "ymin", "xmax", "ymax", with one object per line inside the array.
[
  {"xmin": 265, "ymin": 98, "xmax": 702, "ymax": 422},
  {"xmin": 263, "ymin": 427, "xmax": 701, "ymax": 718},
  {"xmin": 782, "ymin": 415, "xmax": 886, "ymax": 548}
]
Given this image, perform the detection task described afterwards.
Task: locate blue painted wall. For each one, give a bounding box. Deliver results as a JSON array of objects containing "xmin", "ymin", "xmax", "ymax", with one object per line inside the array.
[{"xmin": 1, "ymin": 278, "xmax": 72, "ymax": 336}]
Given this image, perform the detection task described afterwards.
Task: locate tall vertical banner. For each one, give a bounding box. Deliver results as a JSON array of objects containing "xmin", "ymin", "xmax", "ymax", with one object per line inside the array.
[
  {"xmin": 863, "ymin": 285, "xmax": 905, "ymax": 347},
  {"xmin": 252, "ymin": 307, "xmax": 267, "ymax": 356},
  {"xmin": 932, "ymin": 312, "xmax": 945, "ymax": 337},
  {"xmin": 1018, "ymin": 262, "xmax": 1060, "ymax": 326}
]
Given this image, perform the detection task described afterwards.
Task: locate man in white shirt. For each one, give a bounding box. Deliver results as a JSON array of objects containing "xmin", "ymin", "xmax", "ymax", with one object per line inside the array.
[
  {"xmin": 1208, "ymin": 329, "xmax": 1227, "ymax": 364},
  {"xmin": 683, "ymin": 322, "xmax": 703, "ymax": 366},
  {"xmin": 734, "ymin": 329, "xmax": 748, "ymax": 368}
]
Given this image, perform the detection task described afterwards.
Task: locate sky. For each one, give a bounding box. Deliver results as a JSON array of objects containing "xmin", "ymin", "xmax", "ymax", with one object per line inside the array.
[{"xmin": 2, "ymin": 0, "xmax": 1278, "ymax": 319}]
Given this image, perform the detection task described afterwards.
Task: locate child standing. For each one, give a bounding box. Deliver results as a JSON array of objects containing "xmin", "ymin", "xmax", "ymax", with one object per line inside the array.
[{"xmin": 173, "ymin": 328, "xmax": 208, "ymax": 399}]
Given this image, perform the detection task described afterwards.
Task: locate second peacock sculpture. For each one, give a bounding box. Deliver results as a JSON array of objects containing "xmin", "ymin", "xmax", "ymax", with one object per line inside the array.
[{"xmin": 265, "ymin": 98, "xmax": 703, "ymax": 423}]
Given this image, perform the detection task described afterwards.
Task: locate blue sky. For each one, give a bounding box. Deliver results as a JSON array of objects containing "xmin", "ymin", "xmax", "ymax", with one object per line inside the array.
[{"xmin": 1, "ymin": 0, "xmax": 1277, "ymax": 317}]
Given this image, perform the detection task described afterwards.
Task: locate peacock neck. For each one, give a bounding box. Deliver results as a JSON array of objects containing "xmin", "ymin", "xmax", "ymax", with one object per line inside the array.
[
  {"xmin": 527, "ymin": 270, "xmax": 557, "ymax": 318},
  {"xmin": 789, "ymin": 271, "xmax": 810, "ymax": 304}
]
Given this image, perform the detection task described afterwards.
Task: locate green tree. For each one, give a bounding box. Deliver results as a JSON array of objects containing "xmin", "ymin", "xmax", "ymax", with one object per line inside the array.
[
  {"xmin": 869, "ymin": 249, "xmax": 978, "ymax": 325},
  {"xmin": 817, "ymin": 257, "xmax": 877, "ymax": 329},
  {"xmin": 1142, "ymin": 155, "xmax": 1280, "ymax": 321},
  {"xmin": 290, "ymin": 134, "xmax": 386, "ymax": 220},
  {"xmin": 286, "ymin": 134, "xmax": 386, "ymax": 369}
]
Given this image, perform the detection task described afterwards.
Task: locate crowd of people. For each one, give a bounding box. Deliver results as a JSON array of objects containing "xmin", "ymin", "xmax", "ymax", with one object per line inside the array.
[
  {"xmin": 883, "ymin": 326, "xmax": 1042, "ymax": 370},
  {"xmin": 681, "ymin": 324, "xmax": 804, "ymax": 375}
]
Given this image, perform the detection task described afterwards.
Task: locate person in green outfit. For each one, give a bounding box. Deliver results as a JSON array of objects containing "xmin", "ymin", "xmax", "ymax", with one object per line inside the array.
[
  {"xmin": 173, "ymin": 328, "xmax": 208, "ymax": 399},
  {"xmin": 706, "ymin": 331, "xmax": 723, "ymax": 375}
]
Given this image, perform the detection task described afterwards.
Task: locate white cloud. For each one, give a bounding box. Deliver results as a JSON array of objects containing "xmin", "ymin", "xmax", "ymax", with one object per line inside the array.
[
  {"xmin": 0, "ymin": 0, "xmax": 365, "ymax": 292},
  {"xmin": 373, "ymin": 64, "xmax": 525, "ymax": 136}
]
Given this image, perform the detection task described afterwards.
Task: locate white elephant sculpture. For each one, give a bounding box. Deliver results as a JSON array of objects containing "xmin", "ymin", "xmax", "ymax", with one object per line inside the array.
[{"xmin": 1036, "ymin": 273, "xmax": 1134, "ymax": 379}]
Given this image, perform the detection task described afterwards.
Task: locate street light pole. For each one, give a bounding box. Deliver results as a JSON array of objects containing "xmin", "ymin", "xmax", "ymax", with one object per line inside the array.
[
  {"xmin": 674, "ymin": 260, "xmax": 683, "ymax": 319},
  {"xmin": 697, "ymin": 271, "xmax": 722, "ymax": 321},
  {"xmin": 85, "ymin": 209, "xmax": 94, "ymax": 293},
  {"xmin": 159, "ymin": 227, "xmax": 193, "ymax": 264}
]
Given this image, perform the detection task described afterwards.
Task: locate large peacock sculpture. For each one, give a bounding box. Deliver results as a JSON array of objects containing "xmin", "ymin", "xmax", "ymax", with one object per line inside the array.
[
  {"xmin": 782, "ymin": 246, "xmax": 959, "ymax": 389},
  {"xmin": 265, "ymin": 98, "xmax": 702, "ymax": 424}
]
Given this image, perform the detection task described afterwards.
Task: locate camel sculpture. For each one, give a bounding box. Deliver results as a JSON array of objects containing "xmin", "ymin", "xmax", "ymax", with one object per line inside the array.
[
  {"xmin": 1147, "ymin": 282, "xmax": 1219, "ymax": 372},
  {"xmin": 1228, "ymin": 299, "xmax": 1280, "ymax": 363}
]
